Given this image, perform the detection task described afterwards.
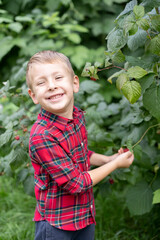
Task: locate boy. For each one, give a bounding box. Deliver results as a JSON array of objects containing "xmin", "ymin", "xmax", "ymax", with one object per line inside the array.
[{"xmin": 26, "ymin": 50, "xmax": 134, "ymax": 240}]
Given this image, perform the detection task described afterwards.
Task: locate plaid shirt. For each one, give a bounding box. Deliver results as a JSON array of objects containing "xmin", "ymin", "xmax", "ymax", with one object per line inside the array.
[{"xmin": 29, "ymin": 106, "xmax": 95, "ymax": 230}]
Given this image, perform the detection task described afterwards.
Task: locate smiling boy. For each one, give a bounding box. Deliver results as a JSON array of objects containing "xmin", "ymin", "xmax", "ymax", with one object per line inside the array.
[{"xmin": 26, "ymin": 50, "xmax": 134, "ymax": 240}]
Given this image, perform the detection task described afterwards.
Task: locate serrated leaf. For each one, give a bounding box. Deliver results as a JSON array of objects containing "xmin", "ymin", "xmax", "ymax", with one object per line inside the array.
[
  {"xmin": 0, "ymin": 129, "xmax": 13, "ymax": 147},
  {"xmin": 150, "ymin": 15, "xmax": 160, "ymax": 32},
  {"xmin": 80, "ymin": 80, "xmax": 101, "ymax": 94},
  {"xmin": 138, "ymin": 73, "xmax": 154, "ymax": 94},
  {"xmin": 112, "ymin": 50, "xmax": 125, "ymax": 63},
  {"xmin": 153, "ymin": 189, "xmax": 160, "ymax": 204},
  {"xmin": 10, "ymin": 148, "xmax": 28, "ymax": 170},
  {"xmin": 81, "ymin": 62, "xmax": 91, "ymax": 77},
  {"xmin": 137, "ymin": 18, "xmax": 150, "ymax": 31},
  {"xmin": 143, "ymin": 83, "xmax": 160, "ymax": 120},
  {"xmin": 105, "ymin": 56, "xmax": 112, "ymax": 67},
  {"xmin": 107, "ymin": 29, "xmax": 128, "ymax": 52},
  {"xmin": 126, "ymin": 139, "xmax": 133, "ymax": 152},
  {"xmin": 129, "ymin": 23, "xmax": 138, "ymax": 35},
  {"xmin": 116, "ymin": 0, "xmax": 138, "ymax": 19},
  {"xmin": 116, "ymin": 73, "xmax": 129, "ymax": 91},
  {"xmin": 126, "ymin": 181, "xmax": 153, "ymax": 215},
  {"xmin": 133, "ymin": 5, "xmax": 145, "ymax": 19},
  {"xmin": 147, "ymin": 34, "xmax": 160, "ymax": 56},
  {"xmin": 127, "ymin": 66, "xmax": 148, "ymax": 79},
  {"xmin": 122, "ymin": 80, "xmax": 141, "ymax": 104},
  {"xmin": 108, "ymin": 70, "xmax": 125, "ymax": 83},
  {"xmin": 127, "ymin": 28, "xmax": 147, "ymax": 51}
]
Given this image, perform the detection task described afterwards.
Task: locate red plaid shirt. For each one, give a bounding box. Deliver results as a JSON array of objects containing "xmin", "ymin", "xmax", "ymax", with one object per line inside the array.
[{"xmin": 29, "ymin": 106, "xmax": 95, "ymax": 230}]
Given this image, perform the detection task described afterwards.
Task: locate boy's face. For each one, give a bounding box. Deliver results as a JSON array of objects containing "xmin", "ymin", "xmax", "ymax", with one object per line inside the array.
[{"xmin": 28, "ymin": 62, "xmax": 79, "ymax": 119}]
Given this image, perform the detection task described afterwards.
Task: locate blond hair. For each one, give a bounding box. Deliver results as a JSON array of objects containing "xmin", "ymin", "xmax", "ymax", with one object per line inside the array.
[{"xmin": 26, "ymin": 50, "xmax": 75, "ymax": 89}]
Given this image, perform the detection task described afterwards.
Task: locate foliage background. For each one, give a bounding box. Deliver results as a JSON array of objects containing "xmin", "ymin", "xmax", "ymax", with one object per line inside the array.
[{"xmin": 0, "ymin": 0, "xmax": 160, "ymax": 239}]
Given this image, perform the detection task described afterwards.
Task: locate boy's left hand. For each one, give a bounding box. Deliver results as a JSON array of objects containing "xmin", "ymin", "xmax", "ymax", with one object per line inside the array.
[{"xmin": 110, "ymin": 148, "xmax": 129, "ymax": 161}]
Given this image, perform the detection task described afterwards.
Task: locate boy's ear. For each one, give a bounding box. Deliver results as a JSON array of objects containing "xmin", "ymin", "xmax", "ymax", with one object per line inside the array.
[
  {"xmin": 73, "ymin": 75, "xmax": 79, "ymax": 93},
  {"xmin": 28, "ymin": 88, "xmax": 39, "ymax": 104}
]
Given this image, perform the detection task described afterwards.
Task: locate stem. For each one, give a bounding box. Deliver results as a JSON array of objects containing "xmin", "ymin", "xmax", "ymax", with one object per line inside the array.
[
  {"xmin": 155, "ymin": 7, "xmax": 159, "ymax": 14},
  {"xmin": 146, "ymin": 30, "xmax": 152, "ymax": 40},
  {"xmin": 97, "ymin": 65, "xmax": 127, "ymax": 72},
  {"xmin": 132, "ymin": 123, "xmax": 160, "ymax": 149}
]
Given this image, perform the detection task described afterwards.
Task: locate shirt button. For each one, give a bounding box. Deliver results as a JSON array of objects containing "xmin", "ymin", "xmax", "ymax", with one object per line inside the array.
[
  {"xmin": 91, "ymin": 205, "xmax": 93, "ymax": 209},
  {"xmin": 81, "ymin": 142, "xmax": 84, "ymax": 147}
]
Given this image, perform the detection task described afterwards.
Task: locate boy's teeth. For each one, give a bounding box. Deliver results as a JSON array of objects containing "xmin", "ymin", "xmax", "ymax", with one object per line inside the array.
[{"xmin": 50, "ymin": 94, "xmax": 63, "ymax": 99}]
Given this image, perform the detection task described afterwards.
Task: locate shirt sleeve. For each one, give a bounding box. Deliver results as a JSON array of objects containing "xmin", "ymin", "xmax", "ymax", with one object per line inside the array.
[
  {"xmin": 30, "ymin": 133, "xmax": 93, "ymax": 195},
  {"xmin": 88, "ymin": 150, "xmax": 94, "ymax": 158}
]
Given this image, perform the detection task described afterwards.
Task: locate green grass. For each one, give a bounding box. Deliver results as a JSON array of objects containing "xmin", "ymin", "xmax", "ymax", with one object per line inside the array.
[
  {"xmin": 0, "ymin": 176, "xmax": 160, "ymax": 240},
  {"xmin": 95, "ymin": 190, "xmax": 160, "ymax": 240},
  {"xmin": 0, "ymin": 176, "xmax": 35, "ymax": 240}
]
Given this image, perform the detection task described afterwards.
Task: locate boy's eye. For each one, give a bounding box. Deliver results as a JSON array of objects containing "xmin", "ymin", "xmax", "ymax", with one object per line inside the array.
[
  {"xmin": 55, "ymin": 76, "xmax": 63, "ymax": 80},
  {"xmin": 37, "ymin": 81, "xmax": 45, "ymax": 85}
]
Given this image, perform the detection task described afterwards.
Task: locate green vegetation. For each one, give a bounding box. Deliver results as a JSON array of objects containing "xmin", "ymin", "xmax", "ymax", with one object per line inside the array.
[
  {"xmin": 0, "ymin": 0, "xmax": 160, "ymax": 239},
  {"xmin": 1, "ymin": 175, "xmax": 160, "ymax": 240}
]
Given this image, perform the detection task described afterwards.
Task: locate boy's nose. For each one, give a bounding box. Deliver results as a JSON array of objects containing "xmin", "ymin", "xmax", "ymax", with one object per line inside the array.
[{"xmin": 48, "ymin": 79, "xmax": 58, "ymax": 90}]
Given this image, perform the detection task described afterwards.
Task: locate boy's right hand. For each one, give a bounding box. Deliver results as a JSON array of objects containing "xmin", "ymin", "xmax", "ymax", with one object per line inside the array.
[{"xmin": 114, "ymin": 151, "xmax": 134, "ymax": 168}]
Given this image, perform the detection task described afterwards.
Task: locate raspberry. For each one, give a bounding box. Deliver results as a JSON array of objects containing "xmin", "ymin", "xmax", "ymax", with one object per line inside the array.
[
  {"xmin": 109, "ymin": 178, "xmax": 114, "ymax": 184},
  {"xmin": 124, "ymin": 148, "xmax": 129, "ymax": 152},
  {"xmin": 90, "ymin": 77, "xmax": 97, "ymax": 81},
  {"xmin": 15, "ymin": 135, "xmax": 20, "ymax": 141}
]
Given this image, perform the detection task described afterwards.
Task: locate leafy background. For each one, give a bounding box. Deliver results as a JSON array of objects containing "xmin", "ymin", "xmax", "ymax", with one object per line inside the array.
[{"xmin": 0, "ymin": 0, "xmax": 160, "ymax": 239}]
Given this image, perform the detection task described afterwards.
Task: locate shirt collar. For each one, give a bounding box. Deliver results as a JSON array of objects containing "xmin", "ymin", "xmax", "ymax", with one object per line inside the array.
[{"xmin": 39, "ymin": 106, "xmax": 82, "ymax": 131}]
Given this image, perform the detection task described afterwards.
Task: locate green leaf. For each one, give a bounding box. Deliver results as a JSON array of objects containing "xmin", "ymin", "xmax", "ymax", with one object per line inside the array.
[
  {"xmin": 0, "ymin": 16, "xmax": 12, "ymax": 23},
  {"xmin": 81, "ymin": 62, "xmax": 91, "ymax": 77},
  {"xmin": 126, "ymin": 181, "xmax": 153, "ymax": 215},
  {"xmin": 153, "ymin": 189, "xmax": 160, "ymax": 204},
  {"xmin": 127, "ymin": 28, "xmax": 147, "ymax": 51},
  {"xmin": 116, "ymin": 0, "xmax": 138, "ymax": 19},
  {"xmin": 137, "ymin": 18, "xmax": 150, "ymax": 31},
  {"xmin": 147, "ymin": 34, "xmax": 160, "ymax": 56},
  {"xmin": 116, "ymin": 73, "xmax": 129, "ymax": 91},
  {"xmin": 129, "ymin": 23, "xmax": 138, "ymax": 35},
  {"xmin": 122, "ymin": 80, "xmax": 141, "ymax": 104},
  {"xmin": 112, "ymin": 50, "xmax": 125, "ymax": 63},
  {"xmin": 138, "ymin": 73, "xmax": 154, "ymax": 94},
  {"xmin": 127, "ymin": 66, "xmax": 148, "ymax": 79},
  {"xmin": 0, "ymin": 129, "xmax": 13, "ymax": 148},
  {"xmin": 150, "ymin": 14, "xmax": 160, "ymax": 32},
  {"xmin": 143, "ymin": 83, "xmax": 160, "ymax": 120},
  {"xmin": 108, "ymin": 70, "xmax": 125, "ymax": 83},
  {"xmin": 133, "ymin": 5, "xmax": 145, "ymax": 19},
  {"xmin": 80, "ymin": 80, "xmax": 101, "ymax": 94},
  {"xmin": 0, "ymin": 37, "xmax": 15, "ymax": 61},
  {"xmin": 23, "ymin": 175, "xmax": 35, "ymax": 196},
  {"xmin": 67, "ymin": 33, "xmax": 81, "ymax": 44},
  {"xmin": 10, "ymin": 149, "xmax": 28, "ymax": 170},
  {"xmin": 15, "ymin": 15, "xmax": 33, "ymax": 22},
  {"xmin": 107, "ymin": 29, "xmax": 128, "ymax": 52},
  {"xmin": 8, "ymin": 22, "xmax": 23, "ymax": 33}
]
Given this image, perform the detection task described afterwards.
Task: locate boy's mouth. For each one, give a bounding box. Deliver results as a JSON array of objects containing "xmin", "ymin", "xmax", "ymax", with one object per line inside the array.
[{"xmin": 47, "ymin": 93, "xmax": 64, "ymax": 100}]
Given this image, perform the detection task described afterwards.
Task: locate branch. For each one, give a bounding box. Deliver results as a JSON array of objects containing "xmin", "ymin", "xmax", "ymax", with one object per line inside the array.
[
  {"xmin": 97, "ymin": 65, "xmax": 127, "ymax": 72},
  {"xmin": 132, "ymin": 123, "xmax": 160, "ymax": 149}
]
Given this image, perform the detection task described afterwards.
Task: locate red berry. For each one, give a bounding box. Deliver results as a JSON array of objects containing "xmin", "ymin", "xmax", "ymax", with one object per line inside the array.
[
  {"xmin": 109, "ymin": 178, "xmax": 114, "ymax": 184},
  {"xmin": 23, "ymin": 128, "xmax": 28, "ymax": 132},
  {"xmin": 90, "ymin": 77, "xmax": 97, "ymax": 81},
  {"xmin": 124, "ymin": 148, "xmax": 129, "ymax": 152},
  {"xmin": 15, "ymin": 135, "xmax": 20, "ymax": 141}
]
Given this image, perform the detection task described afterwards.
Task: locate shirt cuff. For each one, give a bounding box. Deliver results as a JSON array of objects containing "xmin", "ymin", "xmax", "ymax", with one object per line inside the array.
[{"xmin": 88, "ymin": 150, "xmax": 95, "ymax": 158}]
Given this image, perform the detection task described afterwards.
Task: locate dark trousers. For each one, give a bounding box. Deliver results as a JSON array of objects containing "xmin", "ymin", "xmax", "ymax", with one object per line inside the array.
[{"xmin": 35, "ymin": 220, "xmax": 95, "ymax": 240}]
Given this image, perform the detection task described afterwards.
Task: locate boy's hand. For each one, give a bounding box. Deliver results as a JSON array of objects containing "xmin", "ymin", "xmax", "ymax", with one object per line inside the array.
[
  {"xmin": 118, "ymin": 147, "xmax": 129, "ymax": 154},
  {"xmin": 115, "ymin": 151, "xmax": 134, "ymax": 168},
  {"xmin": 109, "ymin": 147, "xmax": 128, "ymax": 161}
]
